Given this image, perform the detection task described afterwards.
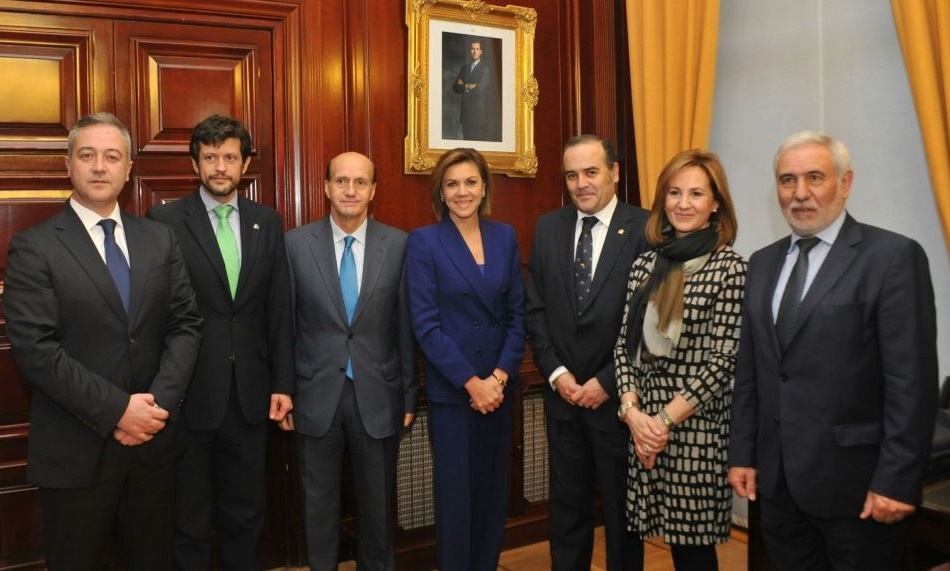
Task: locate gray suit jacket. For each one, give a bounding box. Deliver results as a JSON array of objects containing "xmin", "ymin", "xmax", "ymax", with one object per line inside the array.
[{"xmin": 285, "ymin": 217, "xmax": 417, "ymax": 439}]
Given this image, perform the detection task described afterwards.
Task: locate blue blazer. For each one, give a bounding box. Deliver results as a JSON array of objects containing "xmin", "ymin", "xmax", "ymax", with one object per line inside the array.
[{"xmin": 407, "ymin": 218, "xmax": 525, "ymax": 404}]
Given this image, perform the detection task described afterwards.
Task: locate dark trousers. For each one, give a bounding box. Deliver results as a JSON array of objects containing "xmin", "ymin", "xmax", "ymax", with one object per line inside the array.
[
  {"xmin": 298, "ymin": 380, "xmax": 399, "ymax": 571},
  {"xmin": 173, "ymin": 384, "xmax": 268, "ymax": 571},
  {"xmin": 428, "ymin": 398, "xmax": 513, "ymax": 571},
  {"xmin": 760, "ymin": 468, "xmax": 908, "ymax": 571},
  {"xmin": 40, "ymin": 460, "xmax": 175, "ymax": 571},
  {"xmin": 547, "ymin": 415, "xmax": 643, "ymax": 571}
]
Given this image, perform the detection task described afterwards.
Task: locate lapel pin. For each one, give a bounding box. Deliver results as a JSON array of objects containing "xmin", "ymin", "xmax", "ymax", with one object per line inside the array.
[
  {"xmin": 253, "ymin": 223, "xmax": 260, "ymax": 230},
  {"xmin": 618, "ymin": 229, "xmax": 625, "ymax": 235}
]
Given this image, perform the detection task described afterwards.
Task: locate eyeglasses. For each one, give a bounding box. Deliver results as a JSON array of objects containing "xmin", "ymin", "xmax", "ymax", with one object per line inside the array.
[
  {"xmin": 331, "ymin": 177, "xmax": 372, "ymax": 190},
  {"xmin": 200, "ymin": 153, "xmax": 242, "ymax": 165}
]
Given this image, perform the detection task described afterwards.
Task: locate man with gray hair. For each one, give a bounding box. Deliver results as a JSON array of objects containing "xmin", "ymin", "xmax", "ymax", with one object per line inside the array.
[{"xmin": 728, "ymin": 130, "xmax": 937, "ymax": 569}]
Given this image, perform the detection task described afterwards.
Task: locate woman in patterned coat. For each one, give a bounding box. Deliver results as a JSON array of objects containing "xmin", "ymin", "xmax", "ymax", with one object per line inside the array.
[{"xmin": 614, "ymin": 149, "xmax": 746, "ymax": 570}]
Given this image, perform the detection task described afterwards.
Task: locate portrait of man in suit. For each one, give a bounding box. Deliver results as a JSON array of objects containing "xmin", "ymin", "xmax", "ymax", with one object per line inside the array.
[
  {"xmin": 526, "ymin": 134, "xmax": 650, "ymax": 570},
  {"xmin": 147, "ymin": 115, "xmax": 294, "ymax": 569},
  {"xmin": 284, "ymin": 152, "xmax": 418, "ymax": 571},
  {"xmin": 728, "ymin": 130, "xmax": 938, "ymax": 570},
  {"xmin": 448, "ymin": 36, "xmax": 502, "ymax": 142},
  {"xmin": 3, "ymin": 112, "xmax": 202, "ymax": 568}
]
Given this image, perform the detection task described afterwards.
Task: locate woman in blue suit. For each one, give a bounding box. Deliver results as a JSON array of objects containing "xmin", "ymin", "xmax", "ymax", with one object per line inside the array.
[{"xmin": 407, "ymin": 148, "xmax": 525, "ymax": 571}]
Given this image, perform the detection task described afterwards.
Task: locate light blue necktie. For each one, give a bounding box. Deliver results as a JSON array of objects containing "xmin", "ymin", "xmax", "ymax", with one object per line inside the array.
[
  {"xmin": 98, "ymin": 219, "xmax": 131, "ymax": 314},
  {"xmin": 340, "ymin": 235, "xmax": 358, "ymax": 378}
]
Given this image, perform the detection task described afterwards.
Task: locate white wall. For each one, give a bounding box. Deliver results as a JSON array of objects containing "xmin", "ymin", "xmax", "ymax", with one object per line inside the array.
[{"xmin": 711, "ymin": 0, "xmax": 949, "ymax": 379}]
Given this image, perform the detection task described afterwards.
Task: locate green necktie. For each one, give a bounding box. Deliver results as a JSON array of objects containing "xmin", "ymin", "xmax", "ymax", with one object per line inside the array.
[{"xmin": 213, "ymin": 204, "xmax": 240, "ymax": 299}]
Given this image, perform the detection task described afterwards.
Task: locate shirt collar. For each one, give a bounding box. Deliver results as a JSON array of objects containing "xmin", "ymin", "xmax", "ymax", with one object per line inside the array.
[
  {"xmin": 70, "ymin": 197, "xmax": 122, "ymax": 231},
  {"xmin": 330, "ymin": 216, "xmax": 368, "ymax": 245},
  {"xmin": 787, "ymin": 209, "xmax": 847, "ymax": 252},
  {"xmin": 199, "ymin": 187, "xmax": 239, "ymax": 213},
  {"xmin": 577, "ymin": 194, "xmax": 618, "ymax": 228}
]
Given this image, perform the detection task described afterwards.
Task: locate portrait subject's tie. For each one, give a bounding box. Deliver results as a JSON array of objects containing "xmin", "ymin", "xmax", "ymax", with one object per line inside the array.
[
  {"xmin": 98, "ymin": 219, "xmax": 131, "ymax": 314},
  {"xmin": 775, "ymin": 236, "xmax": 820, "ymax": 350},
  {"xmin": 213, "ymin": 205, "xmax": 240, "ymax": 299},
  {"xmin": 340, "ymin": 235, "xmax": 358, "ymax": 379},
  {"xmin": 573, "ymin": 216, "xmax": 598, "ymax": 312}
]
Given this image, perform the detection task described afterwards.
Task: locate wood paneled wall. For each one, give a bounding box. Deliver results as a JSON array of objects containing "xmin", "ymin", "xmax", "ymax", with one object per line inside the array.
[{"xmin": 0, "ymin": 0, "xmax": 629, "ymax": 567}]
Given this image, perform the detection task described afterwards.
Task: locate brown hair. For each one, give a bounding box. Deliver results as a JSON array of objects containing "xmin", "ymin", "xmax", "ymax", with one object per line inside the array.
[
  {"xmin": 645, "ymin": 149, "xmax": 737, "ymax": 248},
  {"xmin": 429, "ymin": 148, "xmax": 492, "ymax": 220}
]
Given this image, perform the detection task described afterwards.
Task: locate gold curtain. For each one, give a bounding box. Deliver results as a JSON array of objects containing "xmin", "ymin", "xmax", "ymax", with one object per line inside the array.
[
  {"xmin": 626, "ymin": 0, "xmax": 720, "ymax": 208},
  {"xmin": 891, "ymin": 0, "xmax": 950, "ymax": 254}
]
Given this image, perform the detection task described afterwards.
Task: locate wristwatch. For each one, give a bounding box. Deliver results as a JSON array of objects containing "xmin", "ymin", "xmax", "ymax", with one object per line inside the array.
[{"xmin": 617, "ymin": 400, "xmax": 637, "ymax": 420}]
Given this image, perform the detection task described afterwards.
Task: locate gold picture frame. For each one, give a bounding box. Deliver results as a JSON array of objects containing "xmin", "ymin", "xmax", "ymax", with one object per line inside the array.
[{"xmin": 405, "ymin": 0, "xmax": 538, "ymax": 178}]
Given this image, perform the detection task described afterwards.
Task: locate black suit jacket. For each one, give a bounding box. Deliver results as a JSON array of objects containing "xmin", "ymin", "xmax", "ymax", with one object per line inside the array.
[
  {"xmin": 526, "ymin": 201, "xmax": 650, "ymax": 431},
  {"xmin": 4, "ymin": 202, "xmax": 202, "ymax": 488},
  {"xmin": 730, "ymin": 214, "xmax": 938, "ymax": 517},
  {"xmin": 147, "ymin": 192, "xmax": 294, "ymax": 430},
  {"xmin": 452, "ymin": 60, "xmax": 493, "ymax": 140}
]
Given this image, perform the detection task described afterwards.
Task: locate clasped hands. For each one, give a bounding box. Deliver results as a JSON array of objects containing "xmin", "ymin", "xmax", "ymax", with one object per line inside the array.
[
  {"xmin": 622, "ymin": 407, "xmax": 670, "ymax": 469},
  {"xmin": 553, "ymin": 372, "xmax": 609, "ymax": 410},
  {"xmin": 465, "ymin": 369, "xmax": 508, "ymax": 415},
  {"xmin": 113, "ymin": 393, "xmax": 168, "ymax": 446}
]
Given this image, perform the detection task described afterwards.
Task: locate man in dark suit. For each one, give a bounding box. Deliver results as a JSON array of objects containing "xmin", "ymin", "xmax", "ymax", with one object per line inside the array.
[
  {"xmin": 147, "ymin": 115, "xmax": 294, "ymax": 570},
  {"xmin": 526, "ymin": 134, "xmax": 650, "ymax": 570},
  {"xmin": 285, "ymin": 152, "xmax": 417, "ymax": 571},
  {"xmin": 452, "ymin": 39, "xmax": 497, "ymax": 141},
  {"xmin": 728, "ymin": 130, "xmax": 938, "ymax": 570},
  {"xmin": 4, "ymin": 112, "xmax": 202, "ymax": 569}
]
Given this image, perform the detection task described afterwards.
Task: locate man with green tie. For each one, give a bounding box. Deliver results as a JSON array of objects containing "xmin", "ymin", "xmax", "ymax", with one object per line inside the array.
[{"xmin": 147, "ymin": 115, "xmax": 294, "ymax": 570}]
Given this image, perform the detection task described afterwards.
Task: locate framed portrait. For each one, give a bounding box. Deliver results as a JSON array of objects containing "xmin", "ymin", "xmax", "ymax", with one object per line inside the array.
[{"xmin": 405, "ymin": 0, "xmax": 538, "ymax": 178}]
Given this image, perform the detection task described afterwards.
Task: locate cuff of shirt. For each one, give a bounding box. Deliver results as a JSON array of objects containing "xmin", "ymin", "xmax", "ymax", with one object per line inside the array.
[{"xmin": 548, "ymin": 366, "xmax": 568, "ymax": 390}]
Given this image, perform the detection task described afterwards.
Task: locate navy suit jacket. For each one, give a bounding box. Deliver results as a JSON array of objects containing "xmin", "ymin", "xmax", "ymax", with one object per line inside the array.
[
  {"xmin": 730, "ymin": 214, "xmax": 937, "ymax": 517},
  {"xmin": 285, "ymin": 217, "xmax": 417, "ymax": 439},
  {"xmin": 4, "ymin": 203, "xmax": 202, "ymax": 488},
  {"xmin": 526, "ymin": 201, "xmax": 650, "ymax": 431},
  {"xmin": 407, "ymin": 218, "xmax": 525, "ymax": 404},
  {"xmin": 147, "ymin": 192, "xmax": 294, "ymax": 430}
]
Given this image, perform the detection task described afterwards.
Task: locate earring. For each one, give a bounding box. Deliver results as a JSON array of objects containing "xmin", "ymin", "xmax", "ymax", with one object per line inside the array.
[
  {"xmin": 440, "ymin": 196, "xmax": 445, "ymax": 202},
  {"xmin": 481, "ymin": 193, "xmax": 486, "ymax": 198}
]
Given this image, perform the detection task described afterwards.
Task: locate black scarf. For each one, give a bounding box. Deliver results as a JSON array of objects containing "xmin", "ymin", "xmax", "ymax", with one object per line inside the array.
[{"xmin": 624, "ymin": 224, "xmax": 719, "ymax": 358}]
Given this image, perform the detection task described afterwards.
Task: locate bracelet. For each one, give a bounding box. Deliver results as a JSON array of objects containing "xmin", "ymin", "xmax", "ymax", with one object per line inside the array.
[
  {"xmin": 658, "ymin": 408, "xmax": 675, "ymax": 429},
  {"xmin": 617, "ymin": 400, "xmax": 638, "ymax": 420},
  {"xmin": 491, "ymin": 372, "xmax": 508, "ymax": 386}
]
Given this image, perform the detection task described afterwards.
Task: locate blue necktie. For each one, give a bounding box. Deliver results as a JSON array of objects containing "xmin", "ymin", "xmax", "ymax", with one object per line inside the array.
[
  {"xmin": 98, "ymin": 219, "xmax": 131, "ymax": 314},
  {"xmin": 340, "ymin": 235, "xmax": 358, "ymax": 378}
]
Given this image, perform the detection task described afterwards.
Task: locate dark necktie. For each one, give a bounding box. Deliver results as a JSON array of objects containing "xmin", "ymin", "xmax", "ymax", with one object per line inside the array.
[
  {"xmin": 775, "ymin": 237, "xmax": 820, "ymax": 349},
  {"xmin": 98, "ymin": 219, "xmax": 131, "ymax": 314},
  {"xmin": 340, "ymin": 235, "xmax": 357, "ymax": 378},
  {"xmin": 213, "ymin": 205, "xmax": 240, "ymax": 299},
  {"xmin": 574, "ymin": 216, "xmax": 598, "ymax": 309}
]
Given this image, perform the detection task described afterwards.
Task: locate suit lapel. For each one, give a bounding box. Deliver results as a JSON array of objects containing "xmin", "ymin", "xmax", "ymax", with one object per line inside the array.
[
  {"xmin": 236, "ymin": 196, "xmax": 261, "ymax": 300},
  {"xmin": 436, "ymin": 218, "xmax": 495, "ymax": 311},
  {"xmin": 182, "ymin": 192, "xmax": 231, "ymax": 297},
  {"xmin": 55, "ymin": 205, "xmax": 127, "ymax": 323},
  {"xmin": 578, "ymin": 203, "xmax": 635, "ymax": 315},
  {"xmin": 356, "ymin": 221, "xmax": 389, "ymax": 323},
  {"xmin": 307, "ymin": 219, "xmax": 349, "ymax": 325},
  {"xmin": 792, "ymin": 216, "xmax": 860, "ymax": 341},
  {"xmin": 123, "ymin": 213, "xmax": 151, "ymax": 324},
  {"xmin": 556, "ymin": 207, "xmax": 579, "ymax": 316},
  {"xmin": 760, "ymin": 238, "xmax": 791, "ymax": 355}
]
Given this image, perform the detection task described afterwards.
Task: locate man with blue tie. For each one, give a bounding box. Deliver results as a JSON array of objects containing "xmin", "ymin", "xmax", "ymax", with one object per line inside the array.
[
  {"xmin": 284, "ymin": 152, "xmax": 418, "ymax": 570},
  {"xmin": 453, "ymin": 39, "xmax": 496, "ymax": 141},
  {"xmin": 147, "ymin": 115, "xmax": 294, "ymax": 570},
  {"xmin": 4, "ymin": 112, "xmax": 202, "ymax": 569}
]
